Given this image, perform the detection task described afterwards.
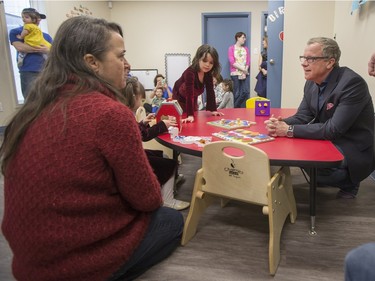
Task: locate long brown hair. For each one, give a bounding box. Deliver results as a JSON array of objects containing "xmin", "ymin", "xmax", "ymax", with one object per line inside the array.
[
  {"xmin": 0, "ymin": 16, "xmax": 126, "ymax": 174},
  {"xmin": 190, "ymin": 44, "xmax": 221, "ymax": 78}
]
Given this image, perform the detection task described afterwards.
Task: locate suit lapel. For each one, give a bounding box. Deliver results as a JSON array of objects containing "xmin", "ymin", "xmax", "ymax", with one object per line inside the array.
[
  {"xmin": 311, "ymin": 84, "xmax": 320, "ymax": 112},
  {"xmin": 318, "ymin": 67, "xmax": 339, "ymax": 112}
]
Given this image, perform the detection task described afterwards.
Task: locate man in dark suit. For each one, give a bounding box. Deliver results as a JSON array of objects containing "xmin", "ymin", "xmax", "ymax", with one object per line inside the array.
[{"xmin": 265, "ymin": 37, "xmax": 375, "ymax": 199}]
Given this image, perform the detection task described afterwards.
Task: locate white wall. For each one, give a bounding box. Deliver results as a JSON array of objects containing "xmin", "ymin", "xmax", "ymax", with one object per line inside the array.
[
  {"xmin": 44, "ymin": 1, "xmax": 110, "ymax": 36},
  {"xmin": 0, "ymin": 2, "xmax": 19, "ymax": 126},
  {"xmin": 1, "ymin": 0, "xmax": 374, "ymax": 126},
  {"xmin": 109, "ymin": 1, "xmax": 267, "ymax": 95},
  {"xmin": 282, "ymin": 0, "xmax": 375, "ymax": 108},
  {"xmin": 282, "ymin": 0, "xmax": 335, "ymax": 108},
  {"xmin": 0, "ymin": 1, "xmax": 110, "ymax": 126},
  {"xmin": 333, "ymin": 1, "xmax": 375, "ymax": 97}
]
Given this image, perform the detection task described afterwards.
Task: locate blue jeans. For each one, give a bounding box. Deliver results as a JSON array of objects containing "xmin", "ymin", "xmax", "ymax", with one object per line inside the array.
[
  {"xmin": 20, "ymin": 71, "xmax": 40, "ymax": 99},
  {"xmin": 345, "ymin": 243, "xmax": 375, "ymax": 281},
  {"xmin": 108, "ymin": 207, "xmax": 184, "ymax": 281},
  {"xmin": 231, "ymin": 75, "xmax": 249, "ymax": 108}
]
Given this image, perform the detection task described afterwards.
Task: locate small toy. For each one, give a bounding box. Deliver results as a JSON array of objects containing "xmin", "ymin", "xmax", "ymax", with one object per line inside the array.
[
  {"xmin": 155, "ymin": 100, "xmax": 183, "ymax": 130},
  {"xmin": 172, "ymin": 136, "xmax": 212, "ymax": 147},
  {"xmin": 213, "ymin": 129, "xmax": 274, "ymax": 145},
  {"xmin": 255, "ymin": 100, "xmax": 271, "ymax": 116},
  {"xmin": 168, "ymin": 126, "xmax": 179, "ymax": 139},
  {"xmin": 207, "ymin": 119, "xmax": 256, "ymax": 129}
]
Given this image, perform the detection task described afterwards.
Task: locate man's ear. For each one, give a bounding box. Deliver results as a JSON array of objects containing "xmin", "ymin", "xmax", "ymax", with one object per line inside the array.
[
  {"xmin": 327, "ymin": 58, "xmax": 336, "ymax": 70},
  {"xmin": 84, "ymin": 54, "xmax": 99, "ymax": 73}
]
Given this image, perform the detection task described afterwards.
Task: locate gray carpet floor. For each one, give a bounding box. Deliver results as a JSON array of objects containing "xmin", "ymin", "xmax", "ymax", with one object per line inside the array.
[{"xmin": 1, "ymin": 153, "xmax": 375, "ymax": 281}]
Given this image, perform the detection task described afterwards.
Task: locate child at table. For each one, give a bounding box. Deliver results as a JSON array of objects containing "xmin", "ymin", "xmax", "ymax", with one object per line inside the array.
[
  {"xmin": 217, "ymin": 78, "xmax": 234, "ymax": 109},
  {"xmin": 214, "ymin": 73, "xmax": 224, "ymax": 107},
  {"xmin": 172, "ymin": 44, "xmax": 224, "ymax": 123},
  {"xmin": 123, "ymin": 77, "xmax": 190, "ymax": 210},
  {"xmin": 151, "ymin": 87, "xmax": 165, "ymax": 113}
]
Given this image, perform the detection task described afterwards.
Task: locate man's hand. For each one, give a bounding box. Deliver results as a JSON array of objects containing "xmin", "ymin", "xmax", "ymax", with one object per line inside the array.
[
  {"xmin": 264, "ymin": 115, "xmax": 288, "ymax": 137},
  {"xmin": 12, "ymin": 41, "xmax": 45, "ymax": 54},
  {"xmin": 38, "ymin": 44, "xmax": 50, "ymax": 54}
]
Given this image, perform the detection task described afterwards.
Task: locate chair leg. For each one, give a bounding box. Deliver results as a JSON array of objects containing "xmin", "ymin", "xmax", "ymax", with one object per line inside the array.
[
  {"xmin": 281, "ymin": 167, "xmax": 297, "ymax": 223},
  {"xmin": 267, "ymin": 168, "xmax": 297, "ymax": 275},
  {"xmin": 181, "ymin": 170, "xmax": 215, "ymax": 245}
]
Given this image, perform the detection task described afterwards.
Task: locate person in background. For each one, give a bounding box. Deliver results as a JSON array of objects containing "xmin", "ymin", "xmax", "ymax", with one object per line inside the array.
[
  {"xmin": 0, "ymin": 16, "xmax": 183, "ymax": 281},
  {"xmin": 151, "ymin": 86, "xmax": 165, "ymax": 112},
  {"xmin": 144, "ymin": 74, "xmax": 173, "ymax": 114},
  {"xmin": 217, "ymin": 78, "xmax": 234, "ymax": 109},
  {"xmin": 152, "ymin": 74, "xmax": 173, "ymax": 99},
  {"xmin": 123, "ymin": 77, "xmax": 190, "ymax": 211},
  {"xmin": 228, "ymin": 31, "xmax": 250, "ymax": 108},
  {"xmin": 16, "ymin": 8, "xmax": 51, "ymax": 67},
  {"xmin": 254, "ymin": 35, "xmax": 268, "ymax": 98},
  {"xmin": 264, "ymin": 37, "xmax": 374, "ymax": 199},
  {"xmin": 368, "ymin": 52, "xmax": 375, "ymax": 77},
  {"xmin": 343, "ymin": 52, "xmax": 375, "ymax": 281},
  {"xmin": 214, "ymin": 73, "xmax": 224, "ymax": 107},
  {"xmin": 9, "ymin": 8, "xmax": 53, "ymax": 99},
  {"xmin": 173, "ymin": 44, "xmax": 224, "ymax": 123}
]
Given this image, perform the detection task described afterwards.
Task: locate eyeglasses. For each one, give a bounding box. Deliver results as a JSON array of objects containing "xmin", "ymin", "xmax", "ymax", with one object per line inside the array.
[{"xmin": 299, "ymin": 56, "xmax": 329, "ymax": 63}]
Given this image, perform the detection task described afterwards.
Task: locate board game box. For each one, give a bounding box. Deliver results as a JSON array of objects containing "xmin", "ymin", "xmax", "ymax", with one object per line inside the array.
[
  {"xmin": 212, "ymin": 129, "xmax": 274, "ymax": 145},
  {"xmin": 207, "ymin": 118, "xmax": 256, "ymax": 129}
]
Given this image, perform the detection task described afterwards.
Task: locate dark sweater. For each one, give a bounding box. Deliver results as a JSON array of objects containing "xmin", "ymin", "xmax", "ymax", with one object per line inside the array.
[
  {"xmin": 2, "ymin": 85, "xmax": 162, "ymax": 281},
  {"xmin": 172, "ymin": 66, "xmax": 217, "ymax": 117}
]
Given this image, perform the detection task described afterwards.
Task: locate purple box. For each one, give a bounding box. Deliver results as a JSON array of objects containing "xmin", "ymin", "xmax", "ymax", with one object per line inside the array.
[{"xmin": 255, "ymin": 100, "xmax": 270, "ymax": 116}]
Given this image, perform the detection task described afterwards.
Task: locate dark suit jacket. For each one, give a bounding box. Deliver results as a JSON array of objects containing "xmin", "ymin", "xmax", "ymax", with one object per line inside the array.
[{"xmin": 283, "ymin": 66, "xmax": 375, "ymax": 183}]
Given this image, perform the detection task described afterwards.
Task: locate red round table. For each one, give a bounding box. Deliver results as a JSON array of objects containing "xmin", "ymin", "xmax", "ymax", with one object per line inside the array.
[{"xmin": 156, "ymin": 108, "xmax": 344, "ymax": 234}]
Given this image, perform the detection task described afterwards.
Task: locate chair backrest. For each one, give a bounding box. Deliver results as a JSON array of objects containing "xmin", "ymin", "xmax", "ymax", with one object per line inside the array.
[
  {"xmin": 201, "ymin": 141, "xmax": 271, "ymax": 205},
  {"xmin": 246, "ymin": 97, "xmax": 269, "ymax": 109}
]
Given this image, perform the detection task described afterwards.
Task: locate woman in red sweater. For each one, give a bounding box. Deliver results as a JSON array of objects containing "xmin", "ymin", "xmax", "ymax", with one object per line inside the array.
[
  {"xmin": 123, "ymin": 77, "xmax": 190, "ymax": 211},
  {"xmin": 0, "ymin": 16, "xmax": 183, "ymax": 281}
]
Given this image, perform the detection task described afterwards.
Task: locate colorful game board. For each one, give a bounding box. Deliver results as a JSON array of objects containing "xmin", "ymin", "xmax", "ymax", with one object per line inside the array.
[
  {"xmin": 207, "ymin": 119, "xmax": 256, "ymax": 129},
  {"xmin": 172, "ymin": 136, "xmax": 212, "ymax": 147},
  {"xmin": 212, "ymin": 129, "xmax": 274, "ymax": 145}
]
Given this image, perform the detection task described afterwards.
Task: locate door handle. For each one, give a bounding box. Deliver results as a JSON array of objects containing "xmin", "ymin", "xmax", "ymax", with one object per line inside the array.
[{"xmin": 269, "ymin": 59, "xmax": 275, "ymax": 65}]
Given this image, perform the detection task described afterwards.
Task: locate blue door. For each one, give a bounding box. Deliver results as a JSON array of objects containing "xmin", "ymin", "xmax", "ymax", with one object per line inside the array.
[
  {"xmin": 267, "ymin": 0, "xmax": 284, "ymax": 108},
  {"xmin": 202, "ymin": 13, "xmax": 251, "ymax": 102}
]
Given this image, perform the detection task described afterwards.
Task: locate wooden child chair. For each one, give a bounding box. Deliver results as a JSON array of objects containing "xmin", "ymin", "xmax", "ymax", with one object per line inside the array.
[{"xmin": 181, "ymin": 141, "xmax": 297, "ymax": 275}]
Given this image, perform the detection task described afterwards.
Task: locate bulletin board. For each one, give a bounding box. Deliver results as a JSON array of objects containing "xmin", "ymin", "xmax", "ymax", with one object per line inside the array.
[
  {"xmin": 129, "ymin": 69, "xmax": 158, "ymax": 90},
  {"xmin": 165, "ymin": 53, "xmax": 191, "ymax": 88}
]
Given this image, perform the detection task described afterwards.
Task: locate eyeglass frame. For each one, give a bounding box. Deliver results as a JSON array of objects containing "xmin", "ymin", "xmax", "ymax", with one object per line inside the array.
[{"xmin": 299, "ymin": 56, "xmax": 329, "ymax": 63}]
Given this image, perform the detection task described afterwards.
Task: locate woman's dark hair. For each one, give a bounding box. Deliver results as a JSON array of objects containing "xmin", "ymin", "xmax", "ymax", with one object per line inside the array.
[
  {"xmin": 22, "ymin": 10, "xmax": 39, "ymax": 24},
  {"xmin": 191, "ymin": 44, "xmax": 221, "ymax": 78},
  {"xmin": 0, "ymin": 16, "xmax": 125, "ymax": 174},
  {"xmin": 153, "ymin": 74, "xmax": 165, "ymax": 86},
  {"xmin": 235, "ymin": 32, "xmax": 246, "ymax": 42}
]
